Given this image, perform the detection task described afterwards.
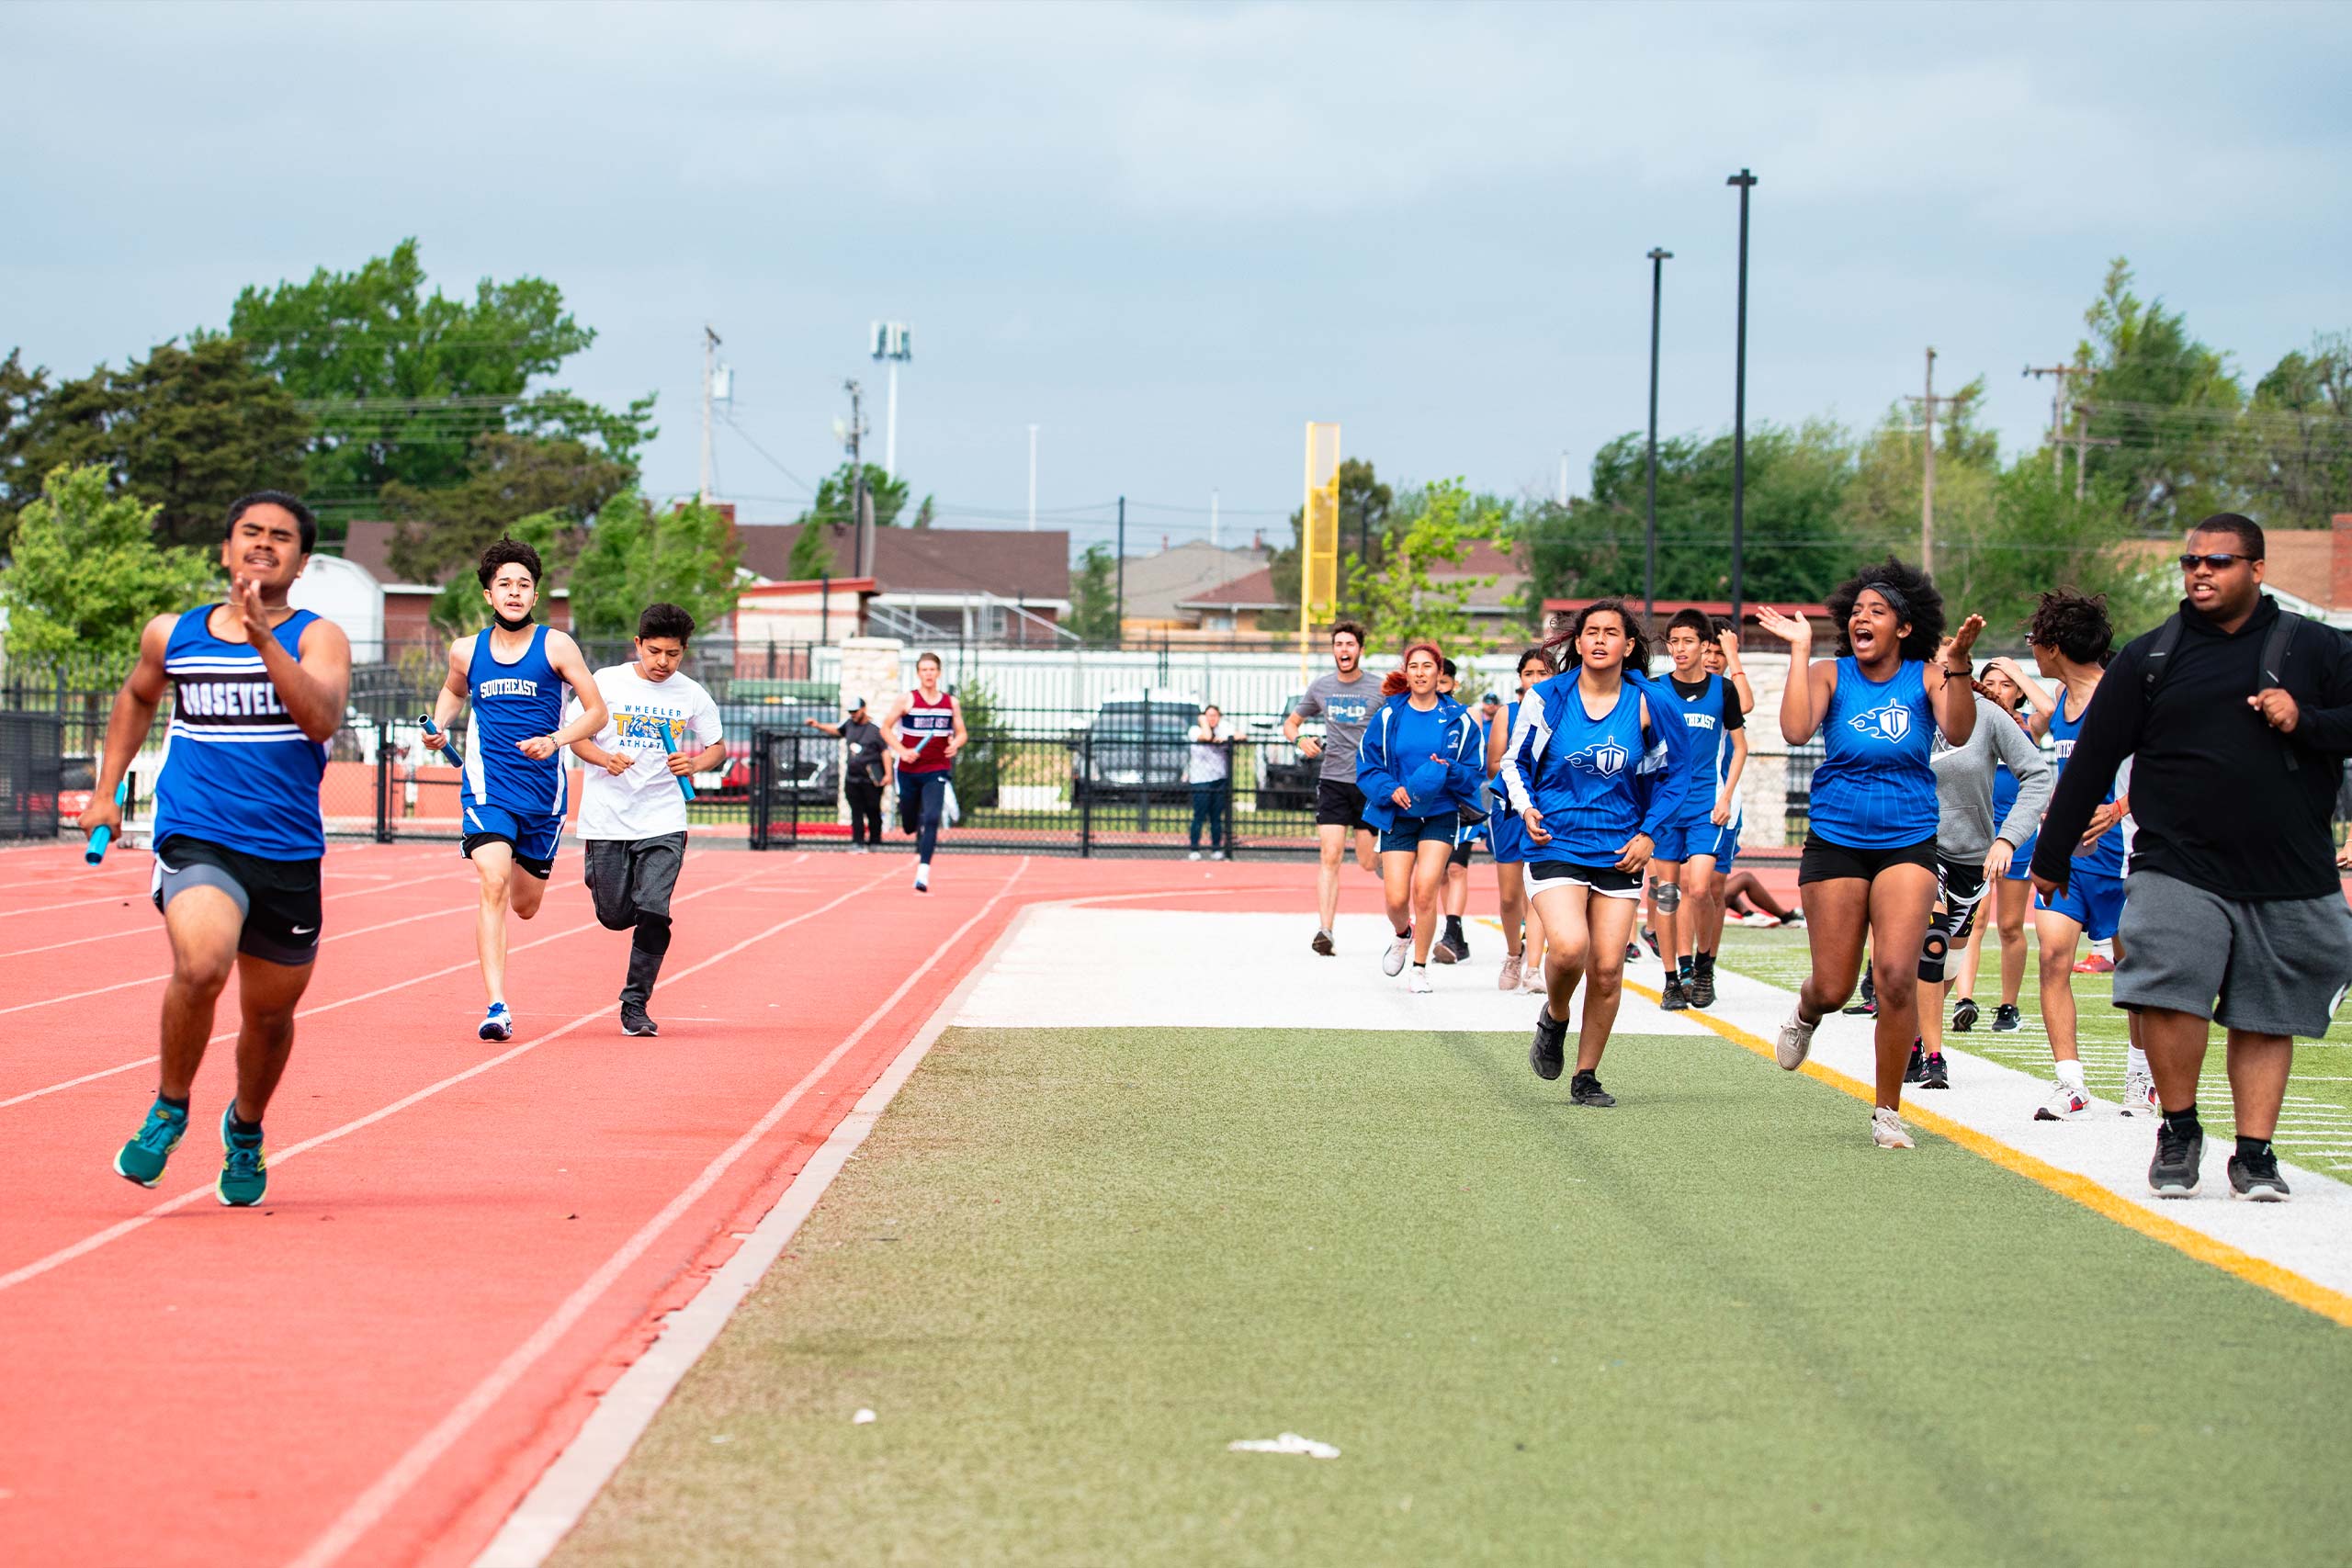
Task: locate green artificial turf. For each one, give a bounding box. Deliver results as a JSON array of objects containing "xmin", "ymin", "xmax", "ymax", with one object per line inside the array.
[
  {"xmin": 1715, "ymin": 924, "xmax": 2352, "ymax": 1178},
  {"xmin": 555, "ymin": 1023, "xmax": 2352, "ymax": 1567}
]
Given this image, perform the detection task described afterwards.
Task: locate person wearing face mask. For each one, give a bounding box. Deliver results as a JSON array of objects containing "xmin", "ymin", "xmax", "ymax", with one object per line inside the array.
[{"xmin": 1756, "ymin": 558, "xmax": 1984, "ymax": 1150}]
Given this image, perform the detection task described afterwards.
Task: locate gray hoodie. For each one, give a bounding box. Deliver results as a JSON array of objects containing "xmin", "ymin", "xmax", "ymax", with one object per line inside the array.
[{"xmin": 1930, "ymin": 694, "xmax": 2052, "ymax": 861}]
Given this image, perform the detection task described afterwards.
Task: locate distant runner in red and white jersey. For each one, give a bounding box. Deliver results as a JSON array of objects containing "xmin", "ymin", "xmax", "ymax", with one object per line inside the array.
[{"xmin": 880, "ymin": 651, "xmax": 967, "ymax": 893}]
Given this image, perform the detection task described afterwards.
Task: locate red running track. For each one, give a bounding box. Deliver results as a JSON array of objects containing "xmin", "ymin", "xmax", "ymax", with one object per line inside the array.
[{"xmin": 0, "ymin": 839, "xmax": 1345, "ymax": 1568}]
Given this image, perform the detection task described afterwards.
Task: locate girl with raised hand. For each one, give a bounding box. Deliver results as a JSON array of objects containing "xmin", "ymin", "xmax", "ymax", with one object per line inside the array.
[
  {"xmin": 1756, "ymin": 559, "xmax": 1984, "ymax": 1148},
  {"xmin": 1354, "ymin": 642, "xmax": 1486, "ymax": 993},
  {"xmin": 1499, "ymin": 601, "xmax": 1695, "ymax": 1108}
]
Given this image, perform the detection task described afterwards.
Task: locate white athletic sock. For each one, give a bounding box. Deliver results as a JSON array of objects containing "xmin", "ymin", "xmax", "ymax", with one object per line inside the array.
[
  {"xmin": 2127, "ymin": 1044, "xmax": 2150, "ymax": 1079},
  {"xmin": 2091, "ymin": 937, "xmax": 2114, "ymax": 959},
  {"xmin": 2055, "ymin": 1059, "xmax": 2087, "ymax": 1091},
  {"xmin": 915, "ymin": 862, "xmax": 931, "ymax": 886}
]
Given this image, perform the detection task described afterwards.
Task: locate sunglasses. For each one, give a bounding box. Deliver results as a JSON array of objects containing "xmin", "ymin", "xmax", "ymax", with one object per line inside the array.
[{"xmin": 2178, "ymin": 552, "xmax": 2255, "ymax": 571}]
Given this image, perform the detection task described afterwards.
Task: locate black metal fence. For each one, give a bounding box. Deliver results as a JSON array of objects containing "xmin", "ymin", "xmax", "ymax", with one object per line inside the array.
[{"xmin": 0, "ymin": 713, "xmax": 65, "ymax": 840}]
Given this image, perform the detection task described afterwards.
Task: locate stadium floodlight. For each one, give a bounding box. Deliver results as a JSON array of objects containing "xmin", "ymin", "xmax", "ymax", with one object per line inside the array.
[{"xmin": 871, "ymin": 321, "xmax": 913, "ymax": 478}]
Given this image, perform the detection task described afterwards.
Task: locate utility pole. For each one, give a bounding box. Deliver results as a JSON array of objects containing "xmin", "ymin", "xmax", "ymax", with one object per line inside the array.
[
  {"xmin": 1904, "ymin": 346, "xmax": 1966, "ymax": 575},
  {"xmin": 698, "ymin": 323, "xmax": 721, "ymax": 503},
  {"xmin": 1645, "ymin": 246, "xmax": 1672, "ymax": 623},
  {"xmin": 1210, "ymin": 489, "xmax": 1220, "ymax": 547},
  {"xmin": 1115, "ymin": 495, "xmax": 1126, "ymax": 644},
  {"xmin": 1726, "ymin": 168, "xmax": 1758, "ymax": 632},
  {"xmin": 871, "ymin": 321, "xmax": 911, "ymax": 478},
  {"xmin": 2063, "ymin": 402, "xmax": 2124, "ymax": 501},
  {"xmin": 2022, "ymin": 362, "xmax": 2091, "ymax": 481},
  {"xmin": 1026, "ymin": 424, "xmax": 1039, "ymax": 532},
  {"xmin": 840, "ymin": 379, "xmax": 870, "ymax": 579}
]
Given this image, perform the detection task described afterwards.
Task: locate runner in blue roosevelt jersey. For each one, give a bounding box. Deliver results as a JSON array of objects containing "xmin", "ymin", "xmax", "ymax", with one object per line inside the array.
[
  {"xmin": 424, "ymin": 538, "xmax": 607, "ymax": 1042},
  {"xmin": 84, "ymin": 492, "xmax": 353, "ymax": 1207},
  {"xmin": 1756, "ymin": 558, "xmax": 1984, "ymax": 1150},
  {"xmin": 1499, "ymin": 601, "xmax": 1695, "ymax": 1107},
  {"xmin": 1645, "ymin": 609, "xmax": 1749, "ymax": 1012}
]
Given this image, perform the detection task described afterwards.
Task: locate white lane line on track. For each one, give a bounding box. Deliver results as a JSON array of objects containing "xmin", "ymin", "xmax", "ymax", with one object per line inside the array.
[
  {"xmin": 0, "ymin": 856, "xmax": 804, "ymax": 1112},
  {"xmin": 0, "ymin": 868, "xmax": 457, "ymax": 962},
  {"xmin": 279, "ymin": 852, "xmax": 948, "ymax": 1568},
  {"xmin": 0, "ymin": 858, "xmax": 858, "ymax": 1300},
  {"xmin": 469, "ymin": 879, "xmax": 1287, "ymax": 1568}
]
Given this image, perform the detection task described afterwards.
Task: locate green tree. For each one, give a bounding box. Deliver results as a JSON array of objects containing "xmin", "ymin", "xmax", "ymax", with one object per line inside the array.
[
  {"xmin": 228, "ymin": 239, "xmax": 655, "ymax": 519},
  {"xmin": 0, "ymin": 339, "xmax": 311, "ymax": 551},
  {"xmin": 2075, "ymin": 258, "xmax": 2243, "ymax": 530},
  {"xmin": 423, "ymin": 509, "xmax": 571, "ymax": 640},
  {"xmin": 785, "ymin": 521, "xmax": 842, "ymax": 581},
  {"xmin": 1354, "ymin": 478, "xmax": 1496, "ymax": 651},
  {"xmin": 567, "ymin": 492, "xmax": 743, "ymax": 639},
  {"xmin": 2237, "ymin": 332, "xmax": 2352, "ymax": 531},
  {"xmin": 795, "ymin": 462, "xmax": 910, "ymax": 528},
  {"xmin": 1936, "ymin": 460, "xmax": 2170, "ymax": 647},
  {"xmin": 1, "ymin": 465, "xmax": 216, "ymax": 662},
  {"xmin": 1068, "ymin": 543, "xmax": 1119, "ymax": 642},
  {"xmin": 381, "ymin": 432, "xmax": 633, "ymax": 585}
]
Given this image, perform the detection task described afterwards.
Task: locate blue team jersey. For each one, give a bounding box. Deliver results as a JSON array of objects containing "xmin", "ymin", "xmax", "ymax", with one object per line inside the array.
[
  {"xmin": 1505, "ymin": 674, "xmax": 1653, "ymax": 863},
  {"xmin": 1487, "ymin": 699, "xmax": 1531, "ymax": 863},
  {"xmin": 151, "ymin": 605, "xmax": 328, "ymax": 861},
  {"xmin": 1807, "ymin": 658, "xmax": 1939, "ymax": 849},
  {"xmin": 1668, "ymin": 673, "xmax": 1737, "ymax": 826},
  {"xmin": 2046, "ymin": 687, "xmax": 2125, "ymax": 877},
  {"xmin": 462, "ymin": 626, "xmax": 568, "ymax": 819}
]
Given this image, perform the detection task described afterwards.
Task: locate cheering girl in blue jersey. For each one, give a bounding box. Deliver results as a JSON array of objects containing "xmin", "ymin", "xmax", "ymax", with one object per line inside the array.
[
  {"xmin": 1757, "ymin": 559, "xmax": 1984, "ymax": 1148},
  {"xmin": 1499, "ymin": 601, "xmax": 1694, "ymax": 1107}
]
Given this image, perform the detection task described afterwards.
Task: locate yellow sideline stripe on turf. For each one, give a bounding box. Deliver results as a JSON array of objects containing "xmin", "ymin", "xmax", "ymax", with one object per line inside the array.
[{"xmin": 1611, "ymin": 975, "xmax": 2352, "ymax": 1332}]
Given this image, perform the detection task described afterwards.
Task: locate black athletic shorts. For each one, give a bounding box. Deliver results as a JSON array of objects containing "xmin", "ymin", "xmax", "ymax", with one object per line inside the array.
[
  {"xmin": 1525, "ymin": 859, "xmax": 1644, "ymax": 899},
  {"xmin": 151, "ymin": 834, "xmax": 322, "ymax": 966},
  {"xmin": 1449, "ymin": 836, "xmax": 1476, "ymax": 870},
  {"xmin": 1314, "ymin": 777, "xmax": 1374, "ymax": 831},
  {"xmin": 1798, "ymin": 832, "xmax": 1939, "ymax": 886}
]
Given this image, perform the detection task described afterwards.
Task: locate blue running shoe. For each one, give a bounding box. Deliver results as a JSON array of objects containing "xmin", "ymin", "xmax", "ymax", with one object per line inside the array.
[
  {"xmin": 479, "ymin": 1002, "xmax": 514, "ymax": 1042},
  {"xmin": 114, "ymin": 1097, "xmax": 189, "ymax": 1188},
  {"xmin": 217, "ymin": 1106, "xmax": 267, "ymax": 1207}
]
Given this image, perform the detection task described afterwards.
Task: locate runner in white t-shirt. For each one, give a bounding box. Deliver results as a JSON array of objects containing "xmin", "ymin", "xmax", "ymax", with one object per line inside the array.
[{"xmin": 566, "ymin": 603, "xmax": 726, "ymax": 1036}]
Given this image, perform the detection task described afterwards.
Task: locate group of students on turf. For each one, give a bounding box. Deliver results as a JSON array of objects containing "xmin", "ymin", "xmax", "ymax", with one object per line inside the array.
[{"xmin": 1299, "ymin": 519, "xmax": 2352, "ymax": 1198}]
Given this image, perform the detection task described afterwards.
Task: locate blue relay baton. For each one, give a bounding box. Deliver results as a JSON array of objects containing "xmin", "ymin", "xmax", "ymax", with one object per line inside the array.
[
  {"xmin": 85, "ymin": 777, "xmax": 130, "ymax": 866},
  {"xmin": 654, "ymin": 722, "xmax": 697, "ymax": 802}
]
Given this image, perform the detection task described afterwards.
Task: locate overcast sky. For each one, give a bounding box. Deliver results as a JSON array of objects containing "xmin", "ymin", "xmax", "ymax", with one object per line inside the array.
[{"xmin": 6, "ymin": 1, "xmax": 2346, "ymax": 555}]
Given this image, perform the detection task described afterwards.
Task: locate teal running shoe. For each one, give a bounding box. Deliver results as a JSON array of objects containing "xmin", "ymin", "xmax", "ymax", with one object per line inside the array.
[
  {"xmin": 217, "ymin": 1106, "xmax": 267, "ymax": 1208},
  {"xmin": 113, "ymin": 1097, "xmax": 189, "ymax": 1188}
]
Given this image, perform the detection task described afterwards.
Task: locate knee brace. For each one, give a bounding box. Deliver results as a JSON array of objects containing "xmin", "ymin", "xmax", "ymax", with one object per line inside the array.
[
  {"xmin": 632, "ymin": 911, "xmax": 673, "ymax": 956},
  {"xmin": 1651, "ymin": 878, "xmax": 1682, "ymax": 915},
  {"xmin": 1917, "ymin": 912, "xmax": 1952, "ymax": 985}
]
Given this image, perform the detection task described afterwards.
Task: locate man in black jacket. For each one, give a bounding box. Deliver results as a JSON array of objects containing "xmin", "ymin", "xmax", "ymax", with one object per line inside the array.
[{"xmin": 2033, "ymin": 513, "xmax": 2352, "ymax": 1202}]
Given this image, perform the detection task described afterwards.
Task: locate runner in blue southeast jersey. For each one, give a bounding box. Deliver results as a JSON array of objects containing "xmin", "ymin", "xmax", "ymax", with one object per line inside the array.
[
  {"xmin": 424, "ymin": 538, "xmax": 608, "ymax": 1043},
  {"xmin": 1756, "ymin": 558, "xmax": 1985, "ymax": 1149},
  {"xmin": 1646, "ymin": 609, "xmax": 1749, "ymax": 1010},
  {"xmin": 83, "ymin": 492, "xmax": 353, "ymax": 1207},
  {"xmin": 1499, "ymin": 600, "xmax": 1695, "ymax": 1106},
  {"xmin": 1993, "ymin": 588, "xmax": 2153, "ymax": 1120},
  {"xmin": 1487, "ymin": 646, "xmax": 1558, "ymax": 995}
]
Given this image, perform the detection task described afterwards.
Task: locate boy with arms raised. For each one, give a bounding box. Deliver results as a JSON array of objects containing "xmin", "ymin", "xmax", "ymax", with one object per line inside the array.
[{"xmin": 567, "ymin": 603, "xmax": 727, "ymax": 1035}]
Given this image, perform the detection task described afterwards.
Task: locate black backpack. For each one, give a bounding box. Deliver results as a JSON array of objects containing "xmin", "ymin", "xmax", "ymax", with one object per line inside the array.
[{"xmin": 2141, "ymin": 607, "xmax": 2304, "ymax": 772}]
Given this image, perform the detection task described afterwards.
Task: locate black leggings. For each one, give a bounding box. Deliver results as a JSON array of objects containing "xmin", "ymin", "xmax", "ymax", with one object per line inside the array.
[
  {"xmin": 899, "ymin": 772, "xmax": 948, "ymax": 862},
  {"xmin": 845, "ymin": 778, "xmax": 884, "ymax": 846}
]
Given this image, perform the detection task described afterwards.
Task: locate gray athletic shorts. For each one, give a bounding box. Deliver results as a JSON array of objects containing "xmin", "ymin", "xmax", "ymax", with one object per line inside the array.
[
  {"xmin": 582, "ymin": 833, "xmax": 686, "ymax": 931},
  {"xmin": 2113, "ymin": 870, "xmax": 2352, "ymax": 1040}
]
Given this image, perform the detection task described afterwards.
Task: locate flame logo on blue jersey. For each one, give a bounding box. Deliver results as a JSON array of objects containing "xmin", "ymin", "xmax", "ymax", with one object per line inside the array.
[
  {"xmin": 1568, "ymin": 740, "xmax": 1631, "ymax": 777},
  {"xmin": 1847, "ymin": 700, "xmax": 1914, "ymax": 744}
]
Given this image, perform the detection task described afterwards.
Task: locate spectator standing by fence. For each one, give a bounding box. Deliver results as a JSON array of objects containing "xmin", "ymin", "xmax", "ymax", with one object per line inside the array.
[
  {"xmin": 1187, "ymin": 704, "xmax": 1234, "ymax": 861},
  {"xmin": 807, "ymin": 698, "xmax": 889, "ymax": 852}
]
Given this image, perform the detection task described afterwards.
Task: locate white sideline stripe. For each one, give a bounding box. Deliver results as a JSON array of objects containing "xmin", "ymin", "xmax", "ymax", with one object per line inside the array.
[
  {"xmin": 0, "ymin": 867, "xmax": 452, "ymax": 962},
  {"xmin": 469, "ymin": 886, "xmax": 1043, "ymax": 1567},
  {"xmin": 1694, "ymin": 963, "xmax": 2352, "ymax": 1301},
  {"xmin": 296, "ymin": 858, "xmax": 1034, "ymax": 1568},
  {"xmin": 0, "ymin": 863, "xmax": 822, "ymax": 1293}
]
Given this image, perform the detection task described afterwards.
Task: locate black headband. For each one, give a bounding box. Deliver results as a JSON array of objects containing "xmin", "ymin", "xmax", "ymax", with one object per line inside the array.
[{"xmin": 1858, "ymin": 580, "xmax": 1911, "ymax": 623}]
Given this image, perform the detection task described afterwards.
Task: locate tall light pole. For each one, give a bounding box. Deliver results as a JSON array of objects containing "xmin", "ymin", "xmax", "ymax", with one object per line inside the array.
[
  {"xmin": 1026, "ymin": 423, "xmax": 1039, "ymax": 532},
  {"xmin": 1645, "ymin": 247, "xmax": 1672, "ymax": 623},
  {"xmin": 870, "ymin": 321, "xmax": 911, "ymax": 478},
  {"xmin": 1726, "ymin": 168, "xmax": 1758, "ymax": 634}
]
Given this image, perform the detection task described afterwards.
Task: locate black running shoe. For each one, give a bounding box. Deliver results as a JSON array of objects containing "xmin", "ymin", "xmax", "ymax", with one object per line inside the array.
[
  {"xmin": 1624, "ymin": 941, "xmax": 1642, "ymax": 962},
  {"xmin": 1568, "ymin": 1069, "xmax": 1615, "ymax": 1108},
  {"xmin": 1951, "ymin": 997, "xmax": 1979, "ymax": 1032},
  {"xmin": 1687, "ymin": 962, "xmax": 1715, "ymax": 1010},
  {"xmin": 1432, "ymin": 933, "xmax": 1466, "ymax": 965},
  {"xmin": 2149, "ymin": 1122, "xmax": 2204, "ymax": 1199},
  {"xmin": 620, "ymin": 1002, "xmax": 659, "ymax": 1037},
  {"xmin": 2228, "ymin": 1149, "xmax": 2290, "ymax": 1202},
  {"xmin": 1311, "ymin": 929, "xmax": 1335, "ymax": 956},
  {"xmin": 1903, "ymin": 1041, "xmax": 1926, "ymax": 1084},
  {"xmin": 1922, "ymin": 1051, "xmax": 1950, "ymax": 1089},
  {"xmin": 1992, "ymin": 1002, "xmax": 2022, "ymax": 1032},
  {"xmin": 1843, "ymin": 974, "xmax": 1877, "ymax": 1017},
  {"xmin": 1529, "ymin": 1007, "xmax": 1567, "ymax": 1081},
  {"xmin": 1641, "ymin": 927, "xmax": 1661, "ymax": 960},
  {"xmin": 1658, "ymin": 976, "xmax": 1690, "ymax": 1012}
]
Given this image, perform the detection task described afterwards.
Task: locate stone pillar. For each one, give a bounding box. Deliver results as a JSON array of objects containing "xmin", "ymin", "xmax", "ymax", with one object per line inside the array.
[{"xmin": 837, "ymin": 637, "xmax": 904, "ymax": 826}]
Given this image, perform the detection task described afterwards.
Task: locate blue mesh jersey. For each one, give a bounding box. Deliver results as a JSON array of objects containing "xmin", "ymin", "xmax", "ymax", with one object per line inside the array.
[
  {"xmin": 461, "ymin": 626, "xmax": 568, "ymax": 819},
  {"xmin": 1668, "ymin": 672, "xmax": 1740, "ymax": 826},
  {"xmin": 1807, "ymin": 658, "xmax": 1939, "ymax": 849},
  {"xmin": 2046, "ymin": 685, "xmax": 2125, "ymax": 877},
  {"xmin": 1501, "ymin": 675, "xmax": 1660, "ymax": 863},
  {"xmin": 151, "ymin": 605, "xmax": 328, "ymax": 861}
]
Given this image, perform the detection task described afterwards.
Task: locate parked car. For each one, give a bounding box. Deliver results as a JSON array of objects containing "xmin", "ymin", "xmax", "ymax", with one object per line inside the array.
[
  {"xmin": 1070, "ymin": 687, "xmax": 1202, "ymax": 807},
  {"xmin": 1250, "ymin": 692, "xmax": 1319, "ymax": 812},
  {"xmin": 718, "ymin": 698, "xmax": 843, "ymax": 801}
]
